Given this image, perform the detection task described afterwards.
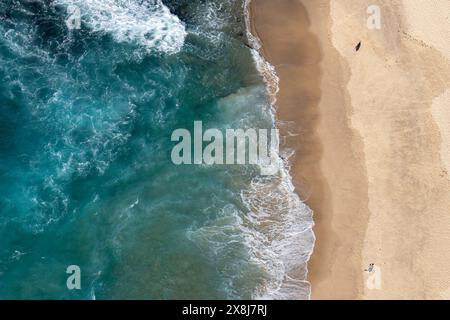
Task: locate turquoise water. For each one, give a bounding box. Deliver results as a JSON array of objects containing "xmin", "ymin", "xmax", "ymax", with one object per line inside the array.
[{"xmin": 0, "ymin": 0, "xmax": 314, "ymax": 299}]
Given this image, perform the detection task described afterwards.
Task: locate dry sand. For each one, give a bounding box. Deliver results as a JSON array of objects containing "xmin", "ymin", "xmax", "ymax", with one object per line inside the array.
[{"xmin": 250, "ymin": 0, "xmax": 450, "ymax": 299}]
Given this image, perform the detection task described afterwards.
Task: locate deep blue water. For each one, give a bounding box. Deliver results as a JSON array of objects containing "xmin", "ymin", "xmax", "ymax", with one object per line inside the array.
[{"xmin": 0, "ymin": 0, "xmax": 314, "ymax": 299}]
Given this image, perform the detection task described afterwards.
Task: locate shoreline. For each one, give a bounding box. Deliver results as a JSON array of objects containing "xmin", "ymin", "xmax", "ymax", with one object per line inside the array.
[
  {"xmin": 250, "ymin": 0, "xmax": 450, "ymax": 299},
  {"xmin": 244, "ymin": 0, "xmax": 316, "ymax": 300},
  {"xmin": 249, "ymin": 0, "xmax": 368, "ymax": 299}
]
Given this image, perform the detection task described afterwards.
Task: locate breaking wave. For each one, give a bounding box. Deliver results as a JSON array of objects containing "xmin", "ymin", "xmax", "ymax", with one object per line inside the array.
[{"xmin": 56, "ymin": 0, "xmax": 187, "ymax": 54}]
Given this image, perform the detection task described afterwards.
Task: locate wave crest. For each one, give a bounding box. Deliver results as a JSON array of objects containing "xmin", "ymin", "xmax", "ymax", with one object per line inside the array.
[{"xmin": 57, "ymin": 0, "xmax": 187, "ymax": 54}]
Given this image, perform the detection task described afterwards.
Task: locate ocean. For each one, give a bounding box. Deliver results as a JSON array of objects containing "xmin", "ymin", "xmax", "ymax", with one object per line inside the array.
[{"xmin": 0, "ymin": 0, "xmax": 314, "ymax": 299}]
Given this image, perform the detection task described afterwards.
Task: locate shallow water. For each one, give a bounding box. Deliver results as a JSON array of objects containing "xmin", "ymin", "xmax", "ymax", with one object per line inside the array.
[{"xmin": 0, "ymin": 0, "xmax": 314, "ymax": 299}]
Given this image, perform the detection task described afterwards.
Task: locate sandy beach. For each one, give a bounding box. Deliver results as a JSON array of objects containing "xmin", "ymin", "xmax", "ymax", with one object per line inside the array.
[{"xmin": 250, "ymin": 0, "xmax": 450, "ymax": 299}]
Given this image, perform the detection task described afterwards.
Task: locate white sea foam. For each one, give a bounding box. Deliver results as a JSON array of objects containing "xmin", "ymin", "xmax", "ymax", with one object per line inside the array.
[
  {"xmin": 187, "ymin": 80, "xmax": 315, "ymax": 299},
  {"xmin": 56, "ymin": 0, "xmax": 187, "ymax": 54},
  {"xmin": 188, "ymin": 2, "xmax": 226, "ymax": 45}
]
